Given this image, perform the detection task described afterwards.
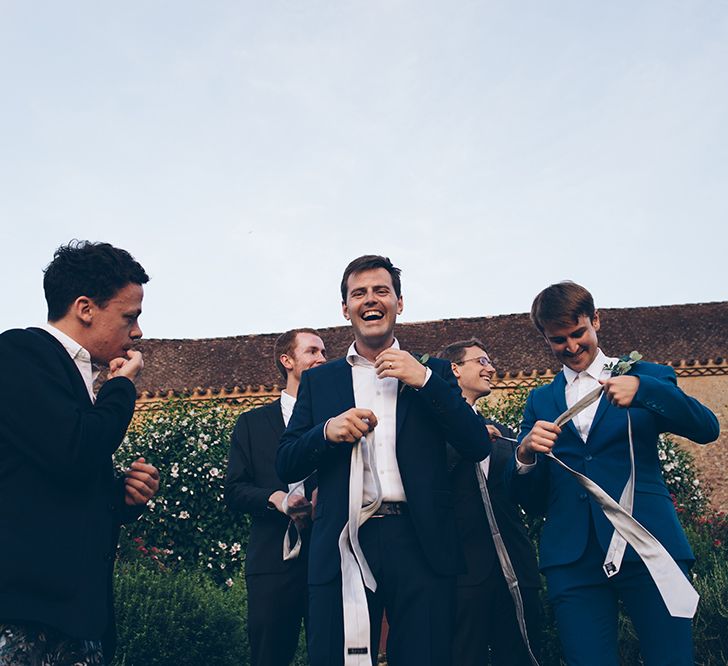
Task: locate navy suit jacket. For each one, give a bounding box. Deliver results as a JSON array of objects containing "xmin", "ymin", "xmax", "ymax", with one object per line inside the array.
[
  {"xmin": 276, "ymin": 356, "xmax": 491, "ymax": 585},
  {"xmin": 0, "ymin": 327, "xmax": 142, "ymax": 658},
  {"xmin": 509, "ymin": 361, "xmax": 719, "ymax": 571},
  {"xmin": 225, "ymin": 399, "xmax": 310, "ymax": 575}
]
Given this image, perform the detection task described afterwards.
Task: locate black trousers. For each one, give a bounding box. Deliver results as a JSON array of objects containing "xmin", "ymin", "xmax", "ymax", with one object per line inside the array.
[
  {"xmin": 453, "ymin": 572, "xmax": 541, "ymax": 666},
  {"xmin": 246, "ymin": 559, "xmax": 308, "ymax": 666},
  {"xmin": 307, "ymin": 514, "xmax": 455, "ymax": 666}
]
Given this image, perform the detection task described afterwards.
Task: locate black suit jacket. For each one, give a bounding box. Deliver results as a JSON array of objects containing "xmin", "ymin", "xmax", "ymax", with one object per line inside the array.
[
  {"xmin": 276, "ymin": 356, "xmax": 491, "ymax": 585},
  {"xmin": 448, "ymin": 419, "xmax": 540, "ymax": 589},
  {"xmin": 0, "ymin": 327, "xmax": 141, "ymax": 658},
  {"xmin": 225, "ymin": 400, "xmax": 309, "ymax": 575}
]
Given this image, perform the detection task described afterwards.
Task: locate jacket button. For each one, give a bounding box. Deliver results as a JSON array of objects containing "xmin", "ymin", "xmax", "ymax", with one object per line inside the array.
[{"xmin": 585, "ymin": 454, "xmax": 593, "ymax": 462}]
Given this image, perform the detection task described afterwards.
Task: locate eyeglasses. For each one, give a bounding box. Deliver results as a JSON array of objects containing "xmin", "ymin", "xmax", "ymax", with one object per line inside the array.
[{"xmin": 456, "ymin": 356, "xmax": 493, "ymax": 368}]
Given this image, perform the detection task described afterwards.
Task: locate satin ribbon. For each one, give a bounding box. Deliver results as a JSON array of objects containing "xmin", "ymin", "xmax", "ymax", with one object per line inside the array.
[
  {"xmin": 281, "ymin": 472, "xmax": 314, "ymax": 561},
  {"xmin": 543, "ymin": 385, "xmax": 699, "ymax": 618},
  {"xmin": 339, "ymin": 432, "xmax": 382, "ymax": 664},
  {"xmin": 475, "ymin": 457, "xmax": 540, "ymax": 665}
]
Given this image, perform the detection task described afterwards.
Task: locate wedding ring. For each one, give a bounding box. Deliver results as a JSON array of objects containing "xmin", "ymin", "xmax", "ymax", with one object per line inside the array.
[{"xmin": 389, "ymin": 362, "xmax": 393, "ymax": 369}]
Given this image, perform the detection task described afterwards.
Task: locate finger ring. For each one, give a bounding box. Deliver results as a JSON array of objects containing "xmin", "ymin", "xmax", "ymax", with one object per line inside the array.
[{"xmin": 389, "ymin": 362, "xmax": 393, "ymax": 369}]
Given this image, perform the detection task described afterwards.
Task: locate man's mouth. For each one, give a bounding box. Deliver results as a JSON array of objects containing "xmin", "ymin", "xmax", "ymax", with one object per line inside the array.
[{"xmin": 362, "ymin": 310, "xmax": 384, "ymax": 322}]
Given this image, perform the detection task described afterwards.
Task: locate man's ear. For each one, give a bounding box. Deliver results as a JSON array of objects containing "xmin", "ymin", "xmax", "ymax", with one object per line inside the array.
[
  {"xmin": 396, "ymin": 295, "xmax": 403, "ymax": 315},
  {"xmin": 451, "ymin": 362, "xmax": 461, "ymax": 379},
  {"xmin": 342, "ymin": 301, "xmax": 350, "ymax": 321},
  {"xmin": 593, "ymin": 310, "xmax": 601, "ymax": 332},
  {"xmin": 71, "ymin": 296, "xmax": 94, "ymax": 327},
  {"xmin": 279, "ymin": 354, "xmax": 294, "ymax": 372}
]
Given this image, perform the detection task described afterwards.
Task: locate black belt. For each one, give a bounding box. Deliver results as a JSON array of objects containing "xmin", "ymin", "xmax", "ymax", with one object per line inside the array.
[{"xmin": 372, "ymin": 501, "xmax": 407, "ymax": 517}]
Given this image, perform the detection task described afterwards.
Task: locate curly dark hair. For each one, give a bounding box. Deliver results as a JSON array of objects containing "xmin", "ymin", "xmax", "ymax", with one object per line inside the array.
[
  {"xmin": 43, "ymin": 240, "xmax": 150, "ymax": 321},
  {"xmin": 339, "ymin": 255, "xmax": 401, "ymax": 302}
]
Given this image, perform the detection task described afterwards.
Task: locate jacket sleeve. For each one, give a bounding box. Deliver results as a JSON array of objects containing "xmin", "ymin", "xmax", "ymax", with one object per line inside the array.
[
  {"xmin": 276, "ymin": 370, "xmax": 339, "ymax": 483},
  {"xmin": 225, "ymin": 412, "xmax": 281, "ymax": 516},
  {"xmin": 0, "ymin": 330, "xmax": 136, "ymax": 482},
  {"xmin": 414, "ymin": 360, "xmax": 491, "ymax": 462},
  {"xmin": 504, "ymin": 389, "xmax": 549, "ymax": 518},
  {"xmin": 631, "ymin": 364, "xmax": 720, "ymax": 444}
]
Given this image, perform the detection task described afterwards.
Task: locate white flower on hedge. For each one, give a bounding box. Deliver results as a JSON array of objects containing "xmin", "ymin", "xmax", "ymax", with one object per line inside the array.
[
  {"xmin": 218, "ymin": 542, "xmax": 227, "ymax": 550},
  {"xmin": 230, "ymin": 543, "xmax": 241, "ymax": 555},
  {"xmin": 171, "ymin": 463, "xmax": 179, "ymax": 479},
  {"xmin": 179, "ymin": 511, "xmax": 190, "ymax": 519},
  {"xmin": 226, "ymin": 578, "xmax": 234, "ymax": 588}
]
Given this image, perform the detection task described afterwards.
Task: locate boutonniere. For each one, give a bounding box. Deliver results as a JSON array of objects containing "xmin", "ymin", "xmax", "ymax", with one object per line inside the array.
[
  {"xmin": 400, "ymin": 353, "xmax": 430, "ymax": 394},
  {"xmin": 604, "ymin": 350, "xmax": 643, "ymax": 377}
]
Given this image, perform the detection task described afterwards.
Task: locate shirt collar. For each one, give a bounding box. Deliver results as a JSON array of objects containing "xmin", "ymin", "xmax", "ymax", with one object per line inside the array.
[
  {"xmin": 41, "ymin": 323, "xmax": 94, "ymax": 366},
  {"xmin": 280, "ymin": 389, "xmax": 296, "ymax": 411},
  {"xmin": 563, "ymin": 348, "xmax": 613, "ymax": 385},
  {"xmin": 346, "ymin": 338, "xmax": 400, "ymax": 367}
]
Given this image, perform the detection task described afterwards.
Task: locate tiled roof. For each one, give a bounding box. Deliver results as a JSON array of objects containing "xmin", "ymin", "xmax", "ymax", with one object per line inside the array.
[{"xmin": 134, "ymin": 301, "xmax": 728, "ymax": 396}]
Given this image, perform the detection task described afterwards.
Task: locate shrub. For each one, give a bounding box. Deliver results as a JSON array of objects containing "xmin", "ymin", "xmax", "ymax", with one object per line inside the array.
[
  {"xmin": 114, "ymin": 400, "xmax": 249, "ymax": 583},
  {"xmin": 112, "ymin": 563, "xmax": 248, "ymax": 666}
]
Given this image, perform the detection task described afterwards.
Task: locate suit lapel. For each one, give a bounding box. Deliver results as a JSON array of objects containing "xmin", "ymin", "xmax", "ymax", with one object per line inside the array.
[
  {"xmin": 333, "ymin": 360, "xmax": 356, "ymax": 414},
  {"xmin": 586, "ymin": 394, "xmax": 610, "ymax": 442},
  {"xmin": 263, "ymin": 399, "xmax": 285, "ymax": 439}
]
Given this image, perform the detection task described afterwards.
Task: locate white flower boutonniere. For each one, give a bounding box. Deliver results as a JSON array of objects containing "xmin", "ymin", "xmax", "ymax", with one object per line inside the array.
[{"xmin": 604, "ymin": 350, "xmax": 643, "ymax": 377}]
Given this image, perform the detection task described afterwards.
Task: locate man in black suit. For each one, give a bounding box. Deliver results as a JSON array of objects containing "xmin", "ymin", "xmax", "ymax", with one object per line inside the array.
[
  {"xmin": 0, "ymin": 241, "xmax": 159, "ymax": 665},
  {"xmin": 276, "ymin": 255, "xmax": 491, "ymax": 666},
  {"xmin": 438, "ymin": 338, "xmax": 541, "ymax": 666},
  {"xmin": 225, "ymin": 328, "xmax": 327, "ymax": 666}
]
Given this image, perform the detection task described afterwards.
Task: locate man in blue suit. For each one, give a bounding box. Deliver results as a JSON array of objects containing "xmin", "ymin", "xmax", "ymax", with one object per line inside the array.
[
  {"xmin": 510, "ymin": 281, "xmax": 719, "ymax": 666},
  {"xmin": 276, "ymin": 255, "xmax": 491, "ymax": 666}
]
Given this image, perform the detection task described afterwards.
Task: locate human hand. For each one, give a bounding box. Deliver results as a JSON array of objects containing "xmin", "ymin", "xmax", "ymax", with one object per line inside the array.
[
  {"xmin": 324, "ymin": 408, "xmax": 377, "ymax": 444},
  {"xmin": 109, "ymin": 350, "xmax": 144, "ymax": 381},
  {"xmin": 268, "ymin": 490, "xmax": 287, "ymax": 513},
  {"xmin": 485, "ymin": 425, "xmax": 501, "ymax": 443},
  {"xmin": 374, "ymin": 349, "xmax": 427, "ymax": 388},
  {"xmin": 517, "ymin": 421, "xmax": 561, "ymax": 464},
  {"xmin": 600, "ymin": 375, "xmax": 640, "ymax": 408},
  {"xmin": 287, "ymin": 494, "xmax": 313, "ymax": 530},
  {"xmin": 124, "ymin": 457, "xmax": 160, "ymax": 506}
]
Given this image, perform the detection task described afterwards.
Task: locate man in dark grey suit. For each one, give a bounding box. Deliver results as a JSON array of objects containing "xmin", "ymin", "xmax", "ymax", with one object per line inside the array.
[
  {"xmin": 439, "ymin": 338, "xmax": 541, "ymax": 666},
  {"xmin": 225, "ymin": 328, "xmax": 326, "ymax": 666}
]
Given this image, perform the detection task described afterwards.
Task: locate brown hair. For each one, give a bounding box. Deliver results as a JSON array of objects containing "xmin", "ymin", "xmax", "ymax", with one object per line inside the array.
[
  {"xmin": 273, "ymin": 328, "xmax": 322, "ymax": 380},
  {"xmin": 530, "ymin": 281, "xmax": 596, "ymax": 334},
  {"xmin": 437, "ymin": 338, "xmax": 487, "ymax": 364},
  {"xmin": 340, "ymin": 255, "xmax": 401, "ymax": 302}
]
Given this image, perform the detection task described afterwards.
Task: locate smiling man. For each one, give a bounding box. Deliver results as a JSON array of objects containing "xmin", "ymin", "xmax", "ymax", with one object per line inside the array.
[
  {"xmin": 0, "ymin": 241, "xmax": 159, "ymax": 666},
  {"xmin": 276, "ymin": 255, "xmax": 490, "ymax": 666},
  {"xmin": 510, "ymin": 281, "xmax": 720, "ymax": 666},
  {"xmin": 225, "ymin": 328, "xmax": 327, "ymax": 666},
  {"xmin": 438, "ymin": 338, "xmax": 541, "ymax": 666}
]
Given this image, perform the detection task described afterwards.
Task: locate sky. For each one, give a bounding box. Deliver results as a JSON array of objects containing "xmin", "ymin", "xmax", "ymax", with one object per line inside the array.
[{"xmin": 1, "ymin": 1, "xmax": 726, "ymax": 340}]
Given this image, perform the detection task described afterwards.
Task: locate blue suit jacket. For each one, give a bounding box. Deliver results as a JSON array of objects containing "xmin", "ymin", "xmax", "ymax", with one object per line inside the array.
[
  {"xmin": 276, "ymin": 356, "xmax": 491, "ymax": 585},
  {"xmin": 509, "ymin": 361, "xmax": 719, "ymax": 571}
]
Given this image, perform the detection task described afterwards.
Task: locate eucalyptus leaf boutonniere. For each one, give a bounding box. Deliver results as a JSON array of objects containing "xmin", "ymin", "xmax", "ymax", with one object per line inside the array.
[
  {"xmin": 604, "ymin": 350, "xmax": 643, "ymax": 377},
  {"xmin": 400, "ymin": 352, "xmax": 430, "ymax": 394}
]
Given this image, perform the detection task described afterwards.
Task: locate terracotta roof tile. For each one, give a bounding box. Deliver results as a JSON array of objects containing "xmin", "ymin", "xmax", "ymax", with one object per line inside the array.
[{"xmin": 134, "ymin": 301, "xmax": 728, "ymax": 395}]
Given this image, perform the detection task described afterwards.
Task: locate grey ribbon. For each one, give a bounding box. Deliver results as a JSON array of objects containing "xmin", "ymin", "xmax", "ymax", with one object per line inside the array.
[
  {"xmin": 338, "ymin": 432, "xmax": 382, "ymax": 664},
  {"xmin": 544, "ymin": 385, "xmax": 699, "ymax": 618},
  {"xmin": 281, "ymin": 472, "xmax": 314, "ymax": 561},
  {"xmin": 475, "ymin": 457, "xmax": 540, "ymax": 665}
]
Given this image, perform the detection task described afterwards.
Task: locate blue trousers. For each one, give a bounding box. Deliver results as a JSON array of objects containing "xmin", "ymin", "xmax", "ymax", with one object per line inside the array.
[{"xmin": 545, "ymin": 524, "xmax": 693, "ymax": 666}]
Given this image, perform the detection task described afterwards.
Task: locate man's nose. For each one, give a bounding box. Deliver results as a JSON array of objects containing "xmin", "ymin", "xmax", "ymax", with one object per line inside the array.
[
  {"xmin": 566, "ymin": 339, "xmax": 579, "ymax": 353},
  {"xmin": 131, "ymin": 325, "xmax": 143, "ymax": 341}
]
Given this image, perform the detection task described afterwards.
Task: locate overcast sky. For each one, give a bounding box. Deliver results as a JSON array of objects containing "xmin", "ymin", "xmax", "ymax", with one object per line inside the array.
[{"xmin": 1, "ymin": 1, "xmax": 726, "ymax": 340}]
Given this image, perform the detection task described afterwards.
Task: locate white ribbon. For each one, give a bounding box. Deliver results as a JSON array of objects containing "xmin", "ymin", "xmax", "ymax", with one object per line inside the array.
[
  {"xmin": 281, "ymin": 472, "xmax": 314, "ymax": 561},
  {"xmin": 339, "ymin": 432, "xmax": 382, "ymax": 664},
  {"xmin": 475, "ymin": 459, "xmax": 540, "ymax": 665},
  {"xmin": 546, "ymin": 385, "xmax": 699, "ymax": 618}
]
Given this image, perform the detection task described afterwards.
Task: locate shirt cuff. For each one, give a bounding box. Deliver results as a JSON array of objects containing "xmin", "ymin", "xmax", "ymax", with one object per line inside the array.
[
  {"xmin": 419, "ymin": 367, "xmax": 432, "ymax": 388},
  {"xmin": 515, "ymin": 445, "xmax": 537, "ymax": 474}
]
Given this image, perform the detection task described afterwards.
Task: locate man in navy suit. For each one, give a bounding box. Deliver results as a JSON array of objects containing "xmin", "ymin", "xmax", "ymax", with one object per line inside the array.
[
  {"xmin": 0, "ymin": 241, "xmax": 159, "ymax": 665},
  {"xmin": 439, "ymin": 338, "xmax": 541, "ymax": 666},
  {"xmin": 510, "ymin": 281, "xmax": 719, "ymax": 666},
  {"xmin": 225, "ymin": 328, "xmax": 326, "ymax": 666},
  {"xmin": 276, "ymin": 255, "xmax": 490, "ymax": 666}
]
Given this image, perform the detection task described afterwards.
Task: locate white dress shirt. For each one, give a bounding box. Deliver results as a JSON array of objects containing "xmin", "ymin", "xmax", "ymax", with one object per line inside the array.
[
  {"xmin": 41, "ymin": 323, "xmax": 99, "ymax": 403},
  {"xmin": 563, "ymin": 349, "xmax": 617, "ymax": 442}
]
